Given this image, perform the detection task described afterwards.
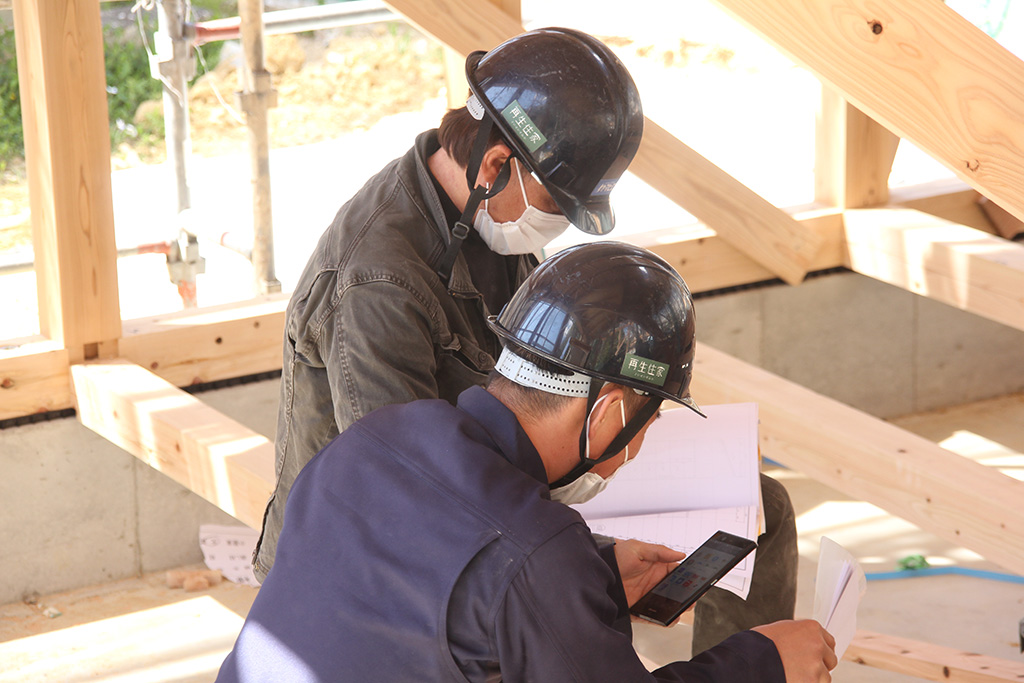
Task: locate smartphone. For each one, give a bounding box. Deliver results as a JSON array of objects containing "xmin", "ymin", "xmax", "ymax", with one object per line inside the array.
[{"xmin": 629, "ymin": 530, "xmax": 757, "ymax": 626}]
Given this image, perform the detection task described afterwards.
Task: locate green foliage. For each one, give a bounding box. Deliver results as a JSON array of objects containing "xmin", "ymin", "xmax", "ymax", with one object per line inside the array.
[
  {"xmin": 0, "ymin": 28, "xmax": 22, "ymax": 173},
  {"xmin": 105, "ymin": 27, "xmax": 164, "ymax": 149},
  {"xmin": 0, "ymin": 17, "xmax": 226, "ymax": 168}
]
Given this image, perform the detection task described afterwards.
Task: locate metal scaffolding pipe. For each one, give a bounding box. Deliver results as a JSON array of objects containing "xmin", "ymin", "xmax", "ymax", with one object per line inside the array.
[
  {"xmin": 237, "ymin": 0, "xmax": 281, "ymax": 294},
  {"xmin": 191, "ymin": 0, "xmax": 393, "ymax": 46},
  {"xmin": 154, "ymin": 0, "xmax": 195, "ymax": 215}
]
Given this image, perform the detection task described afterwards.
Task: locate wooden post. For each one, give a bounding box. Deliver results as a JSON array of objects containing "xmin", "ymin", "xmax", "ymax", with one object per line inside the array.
[
  {"xmin": 11, "ymin": 0, "xmax": 121, "ymax": 362},
  {"xmin": 815, "ymin": 87, "xmax": 900, "ymax": 208},
  {"xmin": 237, "ymin": 0, "xmax": 281, "ymax": 295}
]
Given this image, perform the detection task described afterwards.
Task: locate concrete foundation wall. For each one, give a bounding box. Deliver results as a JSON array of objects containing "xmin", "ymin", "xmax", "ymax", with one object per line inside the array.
[
  {"xmin": 696, "ymin": 271, "xmax": 1024, "ymax": 418},
  {"xmin": 3, "ymin": 270, "xmax": 1024, "ymax": 605}
]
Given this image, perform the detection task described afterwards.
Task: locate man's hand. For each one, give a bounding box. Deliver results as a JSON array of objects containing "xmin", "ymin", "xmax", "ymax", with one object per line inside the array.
[
  {"xmin": 752, "ymin": 619, "xmax": 838, "ymax": 683},
  {"xmin": 613, "ymin": 539, "xmax": 685, "ymax": 606}
]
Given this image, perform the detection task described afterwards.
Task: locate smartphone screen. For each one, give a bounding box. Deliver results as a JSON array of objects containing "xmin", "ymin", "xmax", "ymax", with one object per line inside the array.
[{"xmin": 629, "ymin": 530, "xmax": 757, "ymax": 626}]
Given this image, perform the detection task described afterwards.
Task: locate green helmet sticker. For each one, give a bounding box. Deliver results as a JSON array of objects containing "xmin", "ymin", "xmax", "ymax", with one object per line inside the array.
[
  {"xmin": 621, "ymin": 353, "xmax": 669, "ymax": 387},
  {"xmin": 502, "ymin": 100, "xmax": 548, "ymax": 153}
]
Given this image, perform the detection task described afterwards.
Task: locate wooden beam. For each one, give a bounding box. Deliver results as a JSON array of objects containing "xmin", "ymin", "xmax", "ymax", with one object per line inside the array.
[
  {"xmin": 844, "ymin": 208, "xmax": 1024, "ymax": 333},
  {"xmin": 631, "ymin": 120, "xmax": 824, "ymax": 285},
  {"xmin": 713, "ymin": 0, "xmax": 1024, "ymax": 226},
  {"xmin": 70, "ymin": 360, "xmax": 274, "ymax": 529},
  {"xmin": 815, "ymin": 88, "xmax": 900, "ymax": 208},
  {"xmin": 387, "ymin": 0, "xmax": 824, "ymax": 285},
  {"xmin": 640, "ymin": 207, "xmax": 844, "ymax": 292},
  {"xmin": 888, "ymin": 179, "xmax": 990, "ymax": 233},
  {"xmin": 846, "ymin": 630, "xmax": 1024, "ymax": 682},
  {"xmin": 0, "ymin": 343, "xmax": 71, "ymax": 421},
  {"xmin": 11, "ymin": 0, "xmax": 121, "ymax": 359},
  {"xmin": 0, "ymin": 206, "xmax": 833, "ymax": 425},
  {"xmin": 119, "ymin": 295, "xmax": 288, "ymax": 388},
  {"xmin": 691, "ymin": 343, "xmax": 1024, "ymax": 575}
]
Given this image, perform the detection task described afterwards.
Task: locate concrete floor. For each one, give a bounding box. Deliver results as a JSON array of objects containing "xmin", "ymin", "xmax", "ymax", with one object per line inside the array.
[{"xmin": 1, "ymin": 382, "xmax": 1021, "ymax": 681}]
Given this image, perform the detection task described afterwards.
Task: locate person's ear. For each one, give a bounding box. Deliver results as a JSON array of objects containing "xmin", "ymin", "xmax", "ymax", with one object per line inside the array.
[
  {"xmin": 586, "ymin": 386, "xmax": 625, "ymax": 444},
  {"xmin": 473, "ymin": 142, "xmax": 514, "ymax": 188}
]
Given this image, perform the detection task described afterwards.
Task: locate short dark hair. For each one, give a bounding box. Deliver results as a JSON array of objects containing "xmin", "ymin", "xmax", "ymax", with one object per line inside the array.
[{"xmin": 437, "ymin": 107, "xmax": 507, "ymax": 168}]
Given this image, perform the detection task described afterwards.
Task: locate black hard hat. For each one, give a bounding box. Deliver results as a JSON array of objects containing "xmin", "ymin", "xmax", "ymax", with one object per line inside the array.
[
  {"xmin": 466, "ymin": 28, "xmax": 643, "ymax": 236},
  {"xmin": 488, "ymin": 241, "xmax": 702, "ymax": 415}
]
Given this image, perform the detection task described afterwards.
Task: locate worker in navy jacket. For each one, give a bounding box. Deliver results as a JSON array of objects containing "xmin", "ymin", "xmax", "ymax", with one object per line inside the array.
[{"xmin": 218, "ymin": 243, "xmax": 836, "ymax": 682}]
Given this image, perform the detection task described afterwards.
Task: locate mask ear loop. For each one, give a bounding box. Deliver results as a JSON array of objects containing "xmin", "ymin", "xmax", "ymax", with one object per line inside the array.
[
  {"xmin": 550, "ymin": 385, "xmax": 662, "ymax": 489},
  {"xmin": 486, "ymin": 159, "xmax": 529, "ymax": 216},
  {"xmin": 621, "ymin": 400, "xmax": 631, "ymax": 464},
  {"xmin": 515, "ymin": 158, "xmax": 530, "ymax": 208}
]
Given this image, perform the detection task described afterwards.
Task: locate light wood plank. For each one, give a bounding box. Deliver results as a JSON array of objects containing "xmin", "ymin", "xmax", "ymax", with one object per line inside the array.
[
  {"xmin": 119, "ymin": 295, "xmax": 288, "ymax": 388},
  {"xmin": 630, "ymin": 120, "xmax": 824, "ymax": 285},
  {"xmin": 846, "ymin": 630, "xmax": 1024, "ymax": 682},
  {"xmin": 71, "ymin": 361, "xmax": 274, "ymax": 529},
  {"xmin": 691, "ymin": 343, "xmax": 1024, "ymax": 575},
  {"xmin": 0, "ymin": 343, "xmax": 72, "ymax": 421},
  {"xmin": 387, "ymin": 0, "xmax": 823, "ymax": 284},
  {"xmin": 815, "ymin": 88, "xmax": 900, "ymax": 208},
  {"xmin": 888, "ymin": 179, "xmax": 991, "ymax": 233},
  {"xmin": 440, "ymin": 0, "xmax": 519, "ymax": 110},
  {"xmin": 640, "ymin": 207, "xmax": 844, "ymax": 292},
  {"xmin": 12, "ymin": 0, "xmax": 121, "ymax": 356},
  {"xmin": 844, "ymin": 208, "xmax": 1024, "ymax": 333},
  {"xmin": 713, "ymin": 0, "xmax": 1024, "ymax": 225}
]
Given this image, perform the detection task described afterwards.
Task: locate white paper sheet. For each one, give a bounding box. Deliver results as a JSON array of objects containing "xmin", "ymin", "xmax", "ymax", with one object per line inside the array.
[
  {"xmin": 199, "ymin": 524, "xmax": 261, "ymax": 587},
  {"xmin": 812, "ymin": 536, "xmax": 866, "ymax": 658},
  {"xmin": 587, "ymin": 506, "xmax": 758, "ymax": 598},
  {"xmin": 573, "ymin": 403, "xmax": 762, "ymax": 600},
  {"xmin": 572, "ymin": 403, "xmax": 761, "ymax": 519}
]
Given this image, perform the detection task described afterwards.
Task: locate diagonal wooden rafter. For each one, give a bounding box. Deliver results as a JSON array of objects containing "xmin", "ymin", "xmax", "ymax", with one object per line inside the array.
[
  {"xmin": 844, "ymin": 208, "xmax": 1024, "ymax": 334},
  {"xmin": 384, "ymin": 0, "xmax": 823, "ymax": 284},
  {"xmin": 713, "ymin": 0, "xmax": 1024, "ymax": 225},
  {"xmin": 71, "ymin": 360, "xmax": 274, "ymax": 529},
  {"xmin": 691, "ymin": 344, "xmax": 1024, "ymax": 576}
]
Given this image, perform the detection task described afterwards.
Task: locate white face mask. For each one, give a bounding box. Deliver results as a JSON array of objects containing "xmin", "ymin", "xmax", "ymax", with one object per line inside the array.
[
  {"xmin": 550, "ymin": 400, "xmax": 633, "ymax": 505},
  {"xmin": 474, "ymin": 159, "xmax": 571, "ymax": 255}
]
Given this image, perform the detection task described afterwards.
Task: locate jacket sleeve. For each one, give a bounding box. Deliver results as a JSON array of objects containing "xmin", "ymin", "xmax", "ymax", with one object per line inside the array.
[
  {"xmin": 493, "ymin": 525, "xmax": 785, "ymax": 682},
  {"xmin": 322, "ymin": 277, "xmax": 441, "ymax": 431}
]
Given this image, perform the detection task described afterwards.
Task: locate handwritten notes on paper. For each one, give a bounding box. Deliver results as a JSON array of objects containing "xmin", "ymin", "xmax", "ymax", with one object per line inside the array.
[{"xmin": 200, "ymin": 524, "xmax": 261, "ymax": 587}]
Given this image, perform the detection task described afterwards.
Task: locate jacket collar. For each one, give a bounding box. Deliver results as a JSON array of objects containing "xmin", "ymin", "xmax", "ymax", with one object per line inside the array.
[
  {"xmin": 457, "ymin": 386, "xmax": 549, "ymax": 486},
  {"xmin": 408, "ymin": 130, "xmax": 478, "ymax": 295}
]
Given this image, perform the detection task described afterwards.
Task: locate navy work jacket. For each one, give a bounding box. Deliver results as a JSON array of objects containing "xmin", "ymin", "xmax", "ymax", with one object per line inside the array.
[{"xmin": 217, "ymin": 387, "xmax": 784, "ymax": 682}]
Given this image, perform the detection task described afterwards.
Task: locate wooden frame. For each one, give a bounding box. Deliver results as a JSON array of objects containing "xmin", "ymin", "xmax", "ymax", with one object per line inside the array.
[
  {"xmin": 11, "ymin": 0, "xmax": 121, "ymax": 362},
  {"xmin": 5, "ymin": 1, "xmax": 1024, "ymax": 678}
]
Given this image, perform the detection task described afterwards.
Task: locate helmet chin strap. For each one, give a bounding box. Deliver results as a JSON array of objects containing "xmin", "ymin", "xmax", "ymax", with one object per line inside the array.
[
  {"xmin": 550, "ymin": 382, "xmax": 663, "ymax": 489},
  {"xmin": 436, "ymin": 116, "xmax": 513, "ymax": 286}
]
